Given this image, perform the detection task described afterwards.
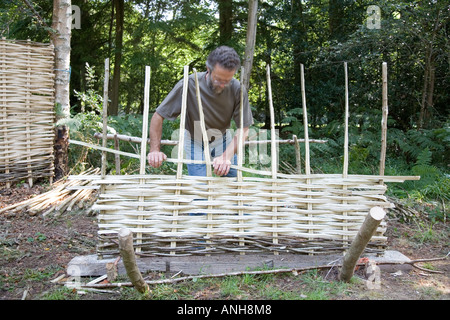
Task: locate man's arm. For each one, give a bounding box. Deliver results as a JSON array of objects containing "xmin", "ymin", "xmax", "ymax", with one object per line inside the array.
[
  {"xmin": 147, "ymin": 112, "xmax": 167, "ymax": 168},
  {"xmin": 212, "ymin": 127, "xmax": 249, "ymax": 176}
]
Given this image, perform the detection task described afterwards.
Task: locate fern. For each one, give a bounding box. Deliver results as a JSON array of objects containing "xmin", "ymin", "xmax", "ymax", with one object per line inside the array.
[{"xmin": 414, "ymin": 148, "xmax": 432, "ymax": 167}]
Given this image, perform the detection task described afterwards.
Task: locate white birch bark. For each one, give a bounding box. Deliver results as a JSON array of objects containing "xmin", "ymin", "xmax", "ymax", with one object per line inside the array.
[{"xmin": 51, "ymin": 0, "xmax": 72, "ymax": 121}]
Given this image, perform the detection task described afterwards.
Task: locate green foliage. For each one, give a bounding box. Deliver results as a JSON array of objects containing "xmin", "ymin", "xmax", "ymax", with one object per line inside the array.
[{"xmin": 73, "ymin": 63, "xmax": 103, "ymax": 113}]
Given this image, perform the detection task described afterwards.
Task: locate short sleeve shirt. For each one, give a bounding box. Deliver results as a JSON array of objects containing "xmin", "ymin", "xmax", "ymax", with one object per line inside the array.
[{"xmin": 155, "ymin": 71, "xmax": 253, "ymax": 142}]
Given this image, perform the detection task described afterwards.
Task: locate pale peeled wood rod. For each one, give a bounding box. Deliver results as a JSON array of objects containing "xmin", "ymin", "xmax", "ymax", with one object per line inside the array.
[
  {"xmin": 176, "ymin": 66, "xmax": 189, "ymax": 179},
  {"xmin": 25, "ymin": 42, "xmax": 33, "ymax": 187},
  {"xmin": 343, "ymin": 62, "xmax": 349, "ymax": 178},
  {"xmin": 237, "ymin": 66, "xmax": 245, "ymax": 181},
  {"xmin": 339, "ymin": 206, "xmax": 387, "ymax": 282},
  {"xmin": 140, "ymin": 66, "xmax": 151, "ymax": 175},
  {"xmin": 266, "ymin": 64, "xmax": 279, "ymax": 253},
  {"xmin": 118, "ymin": 228, "xmax": 149, "ymax": 294},
  {"xmin": 300, "ymin": 64, "xmax": 313, "ymax": 246},
  {"xmin": 193, "ymin": 68, "xmax": 214, "ymax": 249},
  {"xmin": 171, "ymin": 66, "xmax": 189, "ymax": 254},
  {"xmin": 238, "ymin": 67, "xmax": 245, "ymax": 250},
  {"xmin": 98, "ymin": 58, "xmax": 109, "ymax": 260},
  {"xmin": 114, "ymin": 134, "xmax": 120, "ymax": 174},
  {"xmin": 93, "ymin": 132, "xmax": 327, "ymax": 145},
  {"xmin": 136, "ymin": 66, "xmax": 151, "ymax": 254},
  {"xmin": 342, "ymin": 62, "xmax": 349, "ymax": 244},
  {"xmin": 379, "ymin": 62, "xmax": 388, "ymax": 177},
  {"xmin": 300, "ymin": 64, "xmax": 311, "ymax": 175},
  {"xmin": 293, "ymin": 135, "xmax": 301, "ymax": 173},
  {"xmin": 101, "ymin": 58, "xmax": 110, "ymax": 179},
  {"xmin": 193, "ymin": 68, "xmax": 212, "ymax": 177}
]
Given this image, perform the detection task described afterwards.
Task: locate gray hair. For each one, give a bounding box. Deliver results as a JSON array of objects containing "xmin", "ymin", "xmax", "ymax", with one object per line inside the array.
[{"xmin": 206, "ymin": 46, "xmax": 241, "ymax": 72}]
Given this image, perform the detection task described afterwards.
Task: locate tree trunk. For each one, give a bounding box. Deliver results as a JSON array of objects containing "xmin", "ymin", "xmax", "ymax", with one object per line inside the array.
[
  {"xmin": 418, "ymin": 9, "xmax": 442, "ymax": 129},
  {"xmin": 53, "ymin": 125, "xmax": 69, "ymax": 181},
  {"xmin": 218, "ymin": 0, "xmax": 233, "ymax": 45},
  {"xmin": 110, "ymin": 0, "xmax": 124, "ymax": 116},
  {"xmin": 339, "ymin": 207, "xmax": 386, "ymax": 282},
  {"xmin": 419, "ymin": 44, "xmax": 436, "ymax": 129},
  {"xmin": 242, "ymin": 0, "xmax": 258, "ymax": 90},
  {"xmin": 291, "ymin": 0, "xmax": 307, "ymax": 90},
  {"xmin": 51, "ymin": 0, "xmax": 71, "ymax": 120},
  {"xmin": 51, "ymin": 0, "xmax": 72, "ymax": 180},
  {"xmin": 328, "ymin": 0, "xmax": 345, "ymax": 41}
]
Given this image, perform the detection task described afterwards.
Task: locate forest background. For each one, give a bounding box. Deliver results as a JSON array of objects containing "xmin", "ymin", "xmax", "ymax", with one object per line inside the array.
[{"xmin": 1, "ymin": 0, "xmax": 449, "ymax": 219}]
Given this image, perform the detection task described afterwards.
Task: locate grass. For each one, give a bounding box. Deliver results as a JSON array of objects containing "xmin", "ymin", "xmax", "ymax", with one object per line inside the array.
[
  {"xmin": 35, "ymin": 268, "xmax": 352, "ymax": 300},
  {"xmin": 79, "ymin": 269, "xmax": 350, "ymax": 300}
]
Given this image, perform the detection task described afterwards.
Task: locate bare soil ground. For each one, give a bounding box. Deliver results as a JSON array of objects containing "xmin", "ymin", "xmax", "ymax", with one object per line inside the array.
[{"xmin": 0, "ymin": 182, "xmax": 448, "ymax": 300}]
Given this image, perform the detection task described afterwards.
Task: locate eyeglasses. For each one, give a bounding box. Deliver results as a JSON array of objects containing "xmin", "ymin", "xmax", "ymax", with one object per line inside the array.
[
  {"xmin": 209, "ymin": 72, "xmax": 232, "ymax": 86},
  {"xmin": 212, "ymin": 78, "xmax": 231, "ymax": 86}
]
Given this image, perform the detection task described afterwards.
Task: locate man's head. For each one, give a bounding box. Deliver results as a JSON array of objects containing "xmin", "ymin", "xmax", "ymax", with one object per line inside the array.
[{"xmin": 206, "ymin": 46, "xmax": 241, "ymax": 94}]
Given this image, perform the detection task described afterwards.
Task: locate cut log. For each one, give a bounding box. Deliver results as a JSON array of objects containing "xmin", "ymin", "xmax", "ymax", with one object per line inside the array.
[
  {"xmin": 118, "ymin": 228, "xmax": 149, "ymax": 294},
  {"xmin": 339, "ymin": 207, "xmax": 386, "ymax": 282}
]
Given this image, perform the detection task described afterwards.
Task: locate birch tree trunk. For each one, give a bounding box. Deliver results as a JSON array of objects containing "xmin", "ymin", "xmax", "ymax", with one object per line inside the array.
[
  {"xmin": 51, "ymin": 0, "xmax": 71, "ymax": 121},
  {"xmin": 51, "ymin": 0, "xmax": 72, "ymax": 180}
]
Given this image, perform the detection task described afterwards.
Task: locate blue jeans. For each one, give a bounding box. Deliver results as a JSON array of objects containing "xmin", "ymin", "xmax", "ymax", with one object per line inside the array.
[{"xmin": 184, "ymin": 132, "xmax": 237, "ymax": 177}]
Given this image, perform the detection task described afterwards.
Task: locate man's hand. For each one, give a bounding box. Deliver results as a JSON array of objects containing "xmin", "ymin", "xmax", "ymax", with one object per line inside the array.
[
  {"xmin": 212, "ymin": 156, "xmax": 231, "ymax": 176},
  {"xmin": 147, "ymin": 151, "xmax": 167, "ymax": 168}
]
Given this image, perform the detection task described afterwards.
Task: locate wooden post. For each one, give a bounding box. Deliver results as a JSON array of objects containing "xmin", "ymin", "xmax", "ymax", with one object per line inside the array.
[
  {"xmin": 266, "ymin": 64, "xmax": 279, "ymax": 254},
  {"xmin": 238, "ymin": 67, "xmax": 245, "ymax": 252},
  {"xmin": 101, "ymin": 58, "xmax": 110, "ymax": 179},
  {"xmin": 300, "ymin": 64, "xmax": 313, "ymax": 251},
  {"xmin": 342, "ymin": 62, "xmax": 349, "ymax": 245},
  {"xmin": 118, "ymin": 228, "xmax": 149, "ymax": 294},
  {"xmin": 379, "ymin": 62, "xmax": 388, "ymax": 177},
  {"xmin": 293, "ymin": 135, "xmax": 301, "ymax": 174},
  {"xmin": 339, "ymin": 207, "xmax": 386, "ymax": 282},
  {"xmin": 114, "ymin": 134, "xmax": 120, "ymax": 174},
  {"xmin": 343, "ymin": 62, "xmax": 349, "ymax": 178},
  {"xmin": 193, "ymin": 68, "xmax": 213, "ymax": 251},
  {"xmin": 136, "ymin": 66, "xmax": 151, "ymax": 254},
  {"xmin": 300, "ymin": 64, "xmax": 310, "ymax": 176},
  {"xmin": 171, "ymin": 65, "xmax": 189, "ymax": 254}
]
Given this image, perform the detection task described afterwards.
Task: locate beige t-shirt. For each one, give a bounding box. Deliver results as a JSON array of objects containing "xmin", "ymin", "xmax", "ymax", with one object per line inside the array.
[{"xmin": 155, "ymin": 71, "xmax": 253, "ymax": 142}]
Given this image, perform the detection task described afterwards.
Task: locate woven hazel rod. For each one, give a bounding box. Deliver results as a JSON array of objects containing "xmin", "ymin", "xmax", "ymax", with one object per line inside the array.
[
  {"xmin": 300, "ymin": 64, "xmax": 314, "ymax": 248},
  {"xmin": 136, "ymin": 66, "xmax": 151, "ymax": 254},
  {"xmin": 300, "ymin": 64, "xmax": 311, "ymax": 176},
  {"xmin": 266, "ymin": 64, "xmax": 279, "ymax": 252},
  {"xmin": 98, "ymin": 58, "xmax": 109, "ymax": 259},
  {"xmin": 193, "ymin": 68, "xmax": 214, "ymax": 250},
  {"xmin": 193, "ymin": 68, "xmax": 212, "ymax": 176},
  {"xmin": 379, "ymin": 62, "xmax": 388, "ymax": 178},
  {"xmin": 343, "ymin": 62, "xmax": 350, "ymax": 244},
  {"xmin": 25, "ymin": 43, "xmax": 33, "ymax": 187},
  {"xmin": 171, "ymin": 65, "xmax": 189, "ymax": 254},
  {"xmin": 101, "ymin": 58, "xmax": 110, "ymax": 179},
  {"xmin": 238, "ymin": 67, "xmax": 245, "ymax": 250},
  {"xmin": 93, "ymin": 132, "xmax": 327, "ymax": 145}
]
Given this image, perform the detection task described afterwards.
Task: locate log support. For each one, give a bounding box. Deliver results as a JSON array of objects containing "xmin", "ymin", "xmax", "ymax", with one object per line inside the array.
[
  {"xmin": 118, "ymin": 228, "xmax": 149, "ymax": 294},
  {"xmin": 339, "ymin": 207, "xmax": 386, "ymax": 282}
]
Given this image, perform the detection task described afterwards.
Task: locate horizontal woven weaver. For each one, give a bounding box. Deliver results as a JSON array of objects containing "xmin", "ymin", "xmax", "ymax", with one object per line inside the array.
[{"xmin": 85, "ymin": 173, "xmax": 396, "ymax": 256}]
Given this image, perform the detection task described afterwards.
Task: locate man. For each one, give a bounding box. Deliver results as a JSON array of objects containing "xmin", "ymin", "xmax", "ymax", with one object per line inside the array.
[{"xmin": 147, "ymin": 46, "xmax": 253, "ymax": 177}]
